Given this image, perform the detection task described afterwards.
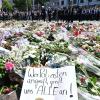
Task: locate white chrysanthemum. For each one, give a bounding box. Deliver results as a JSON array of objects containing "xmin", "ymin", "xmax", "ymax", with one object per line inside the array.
[{"xmin": 23, "ymin": 54, "xmax": 36, "ymax": 59}]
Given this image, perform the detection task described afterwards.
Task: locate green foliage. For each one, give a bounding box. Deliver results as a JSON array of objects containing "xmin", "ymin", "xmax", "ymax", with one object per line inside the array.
[
  {"xmin": 0, "ymin": 57, "xmax": 5, "ymax": 79},
  {"xmin": 13, "ymin": 0, "xmax": 33, "ymax": 11},
  {"xmin": 90, "ymin": 77, "xmax": 97, "ymax": 85},
  {"xmin": 0, "ymin": 57, "xmax": 4, "ymax": 69},
  {"xmin": 27, "ymin": 34, "xmax": 42, "ymax": 43},
  {"xmin": 2, "ymin": 0, "xmax": 13, "ymax": 12},
  {"xmin": 87, "ymin": 77, "xmax": 100, "ymax": 96},
  {"xmin": 96, "ymin": 36, "xmax": 100, "ymax": 41},
  {"xmin": 0, "ymin": 68, "xmax": 6, "ymax": 79},
  {"xmin": 0, "ymin": 84, "xmax": 18, "ymax": 95},
  {"xmin": 95, "ymin": 52, "xmax": 100, "ymax": 58},
  {"xmin": 41, "ymin": 41, "xmax": 71, "ymax": 54},
  {"xmin": 27, "ymin": 0, "xmax": 33, "ymax": 10}
]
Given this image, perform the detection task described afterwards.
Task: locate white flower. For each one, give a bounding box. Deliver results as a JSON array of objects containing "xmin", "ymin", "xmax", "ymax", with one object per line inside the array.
[
  {"xmin": 30, "ymin": 49, "xmax": 37, "ymax": 54},
  {"xmin": 29, "ymin": 54, "xmax": 36, "ymax": 58},
  {"xmin": 1, "ymin": 40, "xmax": 7, "ymax": 44},
  {"xmin": 23, "ymin": 54, "xmax": 36, "ymax": 59}
]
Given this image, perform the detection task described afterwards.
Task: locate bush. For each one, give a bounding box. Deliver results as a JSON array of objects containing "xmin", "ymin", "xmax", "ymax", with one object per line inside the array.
[{"xmin": 2, "ymin": 0, "xmax": 13, "ymax": 12}]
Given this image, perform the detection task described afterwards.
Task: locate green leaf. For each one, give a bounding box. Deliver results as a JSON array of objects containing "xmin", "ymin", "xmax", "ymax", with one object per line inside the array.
[
  {"xmin": 97, "ymin": 88, "xmax": 100, "ymax": 92},
  {"xmin": 87, "ymin": 82, "xmax": 93, "ymax": 90},
  {"xmin": 90, "ymin": 77, "xmax": 97, "ymax": 85},
  {"xmin": 2, "ymin": 0, "xmax": 13, "ymax": 12},
  {"xmin": 0, "ymin": 74, "xmax": 2, "ymax": 78}
]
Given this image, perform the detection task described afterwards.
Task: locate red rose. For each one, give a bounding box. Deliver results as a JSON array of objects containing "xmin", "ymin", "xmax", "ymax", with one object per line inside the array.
[
  {"xmin": 74, "ymin": 31, "xmax": 79, "ymax": 36},
  {"xmin": 80, "ymin": 77, "xmax": 86, "ymax": 84},
  {"xmin": 3, "ymin": 88, "xmax": 13, "ymax": 94}
]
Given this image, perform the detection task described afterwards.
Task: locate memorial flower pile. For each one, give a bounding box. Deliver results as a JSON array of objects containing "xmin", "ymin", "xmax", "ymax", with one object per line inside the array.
[{"xmin": 0, "ymin": 21, "xmax": 100, "ymax": 99}]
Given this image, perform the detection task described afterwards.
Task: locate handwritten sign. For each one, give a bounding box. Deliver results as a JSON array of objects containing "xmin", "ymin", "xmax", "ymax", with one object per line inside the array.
[{"xmin": 20, "ymin": 66, "xmax": 78, "ymax": 100}]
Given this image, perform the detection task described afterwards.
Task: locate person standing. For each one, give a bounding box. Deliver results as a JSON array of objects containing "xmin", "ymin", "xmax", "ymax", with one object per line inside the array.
[
  {"xmin": 58, "ymin": 9, "xmax": 61, "ymax": 21},
  {"xmin": 41, "ymin": 6, "xmax": 46, "ymax": 21},
  {"xmin": 70, "ymin": 7, "xmax": 74, "ymax": 22},
  {"xmin": 85, "ymin": 8, "xmax": 88, "ymax": 20},
  {"xmin": 48, "ymin": 7, "xmax": 52, "ymax": 22},
  {"xmin": 2, "ymin": 12, "xmax": 5, "ymax": 21},
  {"xmin": 37, "ymin": 10, "xmax": 41, "ymax": 20},
  {"xmin": 31, "ymin": 10, "xmax": 34, "ymax": 21},
  {"xmin": 64, "ymin": 8, "xmax": 68, "ymax": 22},
  {"xmin": 91, "ymin": 8, "xmax": 94, "ymax": 20},
  {"xmin": 78, "ymin": 7, "xmax": 82, "ymax": 21},
  {"xmin": 96, "ymin": 8, "xmax": 100, "ymax": 20},
  {"xmin": 67, "ymin": 8, "xmax": 70, "ymax": 22},
  {"xmin": 62, "ymin": 8, "xmax": 65, "ymax": 21}
]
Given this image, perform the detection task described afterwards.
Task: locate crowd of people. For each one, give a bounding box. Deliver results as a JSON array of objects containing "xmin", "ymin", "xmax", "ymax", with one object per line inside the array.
[{"xmin": 0, "ymin": 6, "xmax": 100, "ymax": 22}]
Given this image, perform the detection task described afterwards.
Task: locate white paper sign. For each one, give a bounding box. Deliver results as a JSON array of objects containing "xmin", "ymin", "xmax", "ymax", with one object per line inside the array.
[{"xmin": 20, "ymin": 66, "xmax": 78, "ymax": 100}]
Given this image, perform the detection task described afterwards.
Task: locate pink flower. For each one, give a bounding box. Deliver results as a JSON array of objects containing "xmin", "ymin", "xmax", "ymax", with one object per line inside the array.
[
  {"xmin": 15, "ymin": 32, "xmax": 23, "ymax": 36},
  {"xmin": 5, "ymin": 61, "xmax": 14, "ymax": 71},
  {"xmin": 51, "ymin": 27, "xmax": 56, "ymax": 32},
  {"xmin": 50, "ymin": 24, "xmax": 55, "ymax": 28},
  {"xmin": 96, "ymin": 49, "xmax": 100, "ymax": 53},
  {"xmin": 61, "ymin": 23, "xmax": 65, "ymax": 27},
  {"xmin": 36, "ymin": 31, "xmax": 44, "ymax": 37}
]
